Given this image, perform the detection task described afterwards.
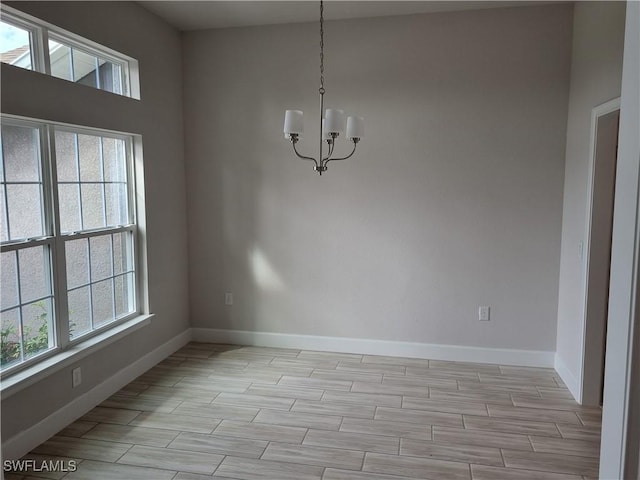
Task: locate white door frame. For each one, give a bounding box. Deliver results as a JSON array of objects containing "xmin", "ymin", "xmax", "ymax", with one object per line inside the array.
[
  {"xmin": 599, "ymin": 1, "xmax": 640, "ymax": 477},
  {"xmin": 578, "ymin": 97, "xmax": 620, "ymax": 405}
]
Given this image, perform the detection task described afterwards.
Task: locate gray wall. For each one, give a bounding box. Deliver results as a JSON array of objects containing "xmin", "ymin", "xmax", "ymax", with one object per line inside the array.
[
  {"xmin": 1, "ymin": 2, "xmax": 188, "ymax": 440},
  {"xmin": 555, "ymin": 1, "xmax": 626, "ymax": 392},
  {"xmin": 183, "ymin": 5, "xmax": 572, "ymax": 351}
]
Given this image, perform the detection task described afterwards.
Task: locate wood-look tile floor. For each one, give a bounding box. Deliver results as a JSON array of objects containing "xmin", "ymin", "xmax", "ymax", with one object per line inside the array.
[{"xmin": 8, "ymin": 343, "xmax": 602, "ymax": 480}]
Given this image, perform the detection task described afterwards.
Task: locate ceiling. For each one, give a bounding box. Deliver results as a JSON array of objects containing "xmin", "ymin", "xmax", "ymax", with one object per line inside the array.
[{"xmin": 138, "ymin": 1, "xmax": 556, "ymax": 31}]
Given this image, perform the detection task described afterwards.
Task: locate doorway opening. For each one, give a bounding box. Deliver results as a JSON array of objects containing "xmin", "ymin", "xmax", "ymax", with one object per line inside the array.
[{"xmin": 580, "ymin": 98, "xmax": 620, "ymax": 406}]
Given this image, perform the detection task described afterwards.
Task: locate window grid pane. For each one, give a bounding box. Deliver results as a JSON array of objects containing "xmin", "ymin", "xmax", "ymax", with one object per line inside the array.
[
  {"xmin": 1, "ymin": 184, "xmax": 8, "ymax": 242},
  {"xmin": 58, "ymin": 183, "xmax": 82, "ymax": 233},
  {"xmin": 2, "ymin": 125, "xmax": 41, "ymax": 182},
  {"xmin": 55, "ymin": 131, "xmax": 78, "ymax": 182},
  {"xmin": 6, "ymin": 184, "xmax": 44, "ymax": 240},
  {"xmin": 1, "ymin": 250, "xmax": 18, "ymax": 309},
  {"xmin": 65, "ymin": 238, "xmax": 89, "ymax": 289},
  {"xmin": 1, "ymin": 307, "xmax": 22, "ymax": 368},
  {"xmin": 49, "ymin": 37, "xmax": 125, "ymax": 96},
  {"xmin": 67, "ymin": 285, "xmax": 90, "ymax": 339},
  {"xmin": 91, "ymin": 279, "xmax": 113, "ymax": 327},
  {"xmin": 22, "ymin": 297, "xmax": 53, "ymax": 359},
  {"xmin": 1, "ymin": 125, "xmax": 45, "ymax": 242},
  {"xmin": 0, "ymin": 20, "xmax": 33, "ymax": 71},
  {"xmin": 99, "ymin": 137, "xmax": 107, "ymax": 227},
  {"xmin": 1, "ymin": 244, "xmax": 55, "ymax": 368},
  {"xmin": 18, "ymin": 246, "xmax": 49, "ymax": 303},
  {"xmin": 49, "ymin": 39, "xmax": 72, "ymax": 81},
  {"xmin": 75, "ymin": 134, "xmax": 85, "ymax": 232}
]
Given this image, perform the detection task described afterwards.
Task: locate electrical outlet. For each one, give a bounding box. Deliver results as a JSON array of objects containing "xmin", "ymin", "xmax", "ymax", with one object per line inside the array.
[
  {"xmin": 479, "ymin": 306, "xmax": 490, "ymax": 321},
  {"xmin": 72, "ymin": 367, "xmax": 82, "ymax": 388},
  {"xmin": 225, "ymin": 292, "xmax": 233, "ymax": 305}
]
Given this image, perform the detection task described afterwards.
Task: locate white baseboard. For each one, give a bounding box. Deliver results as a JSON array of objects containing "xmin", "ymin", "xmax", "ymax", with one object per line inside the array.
[
  {"xmin": 2, "ymin": 328, "xmax": 192, "ymax": 460},
  {"xmin": 192, "ymin": 328, "xmax": 555, "ymax": 368},
  {"xmin": 554, "ymin": 353, "xmax": 581, "ymax": 402}
]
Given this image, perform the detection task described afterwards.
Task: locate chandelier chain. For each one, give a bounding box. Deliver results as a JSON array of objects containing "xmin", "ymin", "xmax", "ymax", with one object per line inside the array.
[{"xmin": 319, "ymin": 0, "xmax": 325, "ymax": 95}]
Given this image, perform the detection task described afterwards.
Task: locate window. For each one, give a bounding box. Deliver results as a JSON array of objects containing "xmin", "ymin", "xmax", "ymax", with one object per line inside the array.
[
  {"xmin": 1, "ymin": 6, "xmax": 139, "ymax": 98},
  {"xmin": 1, "ymin": 116, "xmax": 139, "ymax": 374},
  {"xmin": 0, "ymin": 17, "xmax": 34, "ymax": 71},
  {"xmin": 48, "ymin": 36, "xmax": 125, "ymax": 95}
]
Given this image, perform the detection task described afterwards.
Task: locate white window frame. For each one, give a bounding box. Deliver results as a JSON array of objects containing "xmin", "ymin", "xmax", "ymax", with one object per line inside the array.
[
  {"xmin": 1, "ymin": 5, "xmax": 140, "ymax": 99},
  {"xmin": 1, "ymin": 114, "xmax": 147, "ymax": 379}
]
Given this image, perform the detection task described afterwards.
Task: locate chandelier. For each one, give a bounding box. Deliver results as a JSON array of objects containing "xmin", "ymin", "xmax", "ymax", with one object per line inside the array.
[{"xmin": 283, "ymin": 1, "xmax": 364, "ymax": 176}]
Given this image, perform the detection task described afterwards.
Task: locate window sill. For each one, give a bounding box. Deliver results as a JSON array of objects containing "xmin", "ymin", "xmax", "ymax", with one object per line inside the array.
[{"xmin": 0, "ymin": 314, "xmax": 153, "ymax": 400}]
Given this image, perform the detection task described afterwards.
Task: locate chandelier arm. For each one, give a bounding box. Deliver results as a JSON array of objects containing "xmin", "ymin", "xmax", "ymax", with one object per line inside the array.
[
  {"xmin": 291, "ymin": 142, "xmax": 319, "ymax": 167},
  {"xmin": 322, "ymin": 141, "xmax": 335, "ymax": 162},
  {"xmin": 324, "ymin": 142, "xmax": 357, "ymax": 164}
]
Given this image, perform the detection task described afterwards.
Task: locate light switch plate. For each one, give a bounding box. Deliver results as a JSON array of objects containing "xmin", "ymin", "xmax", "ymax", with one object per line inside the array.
[{"xmin": 72, "ymin": 367, "xmax": 82, "ymax": 388}]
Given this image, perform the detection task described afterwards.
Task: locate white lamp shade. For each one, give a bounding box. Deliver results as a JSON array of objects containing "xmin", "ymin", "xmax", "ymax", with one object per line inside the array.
[
  {"xmin": 322, "ymin": 119, "xmax": 332, "ymax": 139},
  {"xmin": 346, "ymin": 116, "xmax": 364, "ymax": 139},
  {"xmin": 284, "ymin": 110, "xmax": 304, "ymax": 136},
  {"xmin": 325, "ymin": 109, "xmax": 345, "ymax": 134}
]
